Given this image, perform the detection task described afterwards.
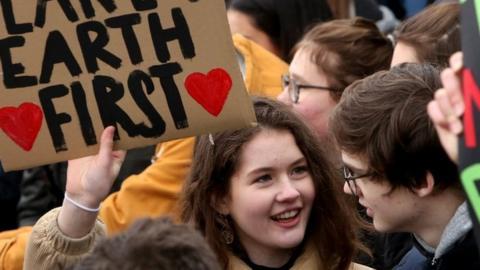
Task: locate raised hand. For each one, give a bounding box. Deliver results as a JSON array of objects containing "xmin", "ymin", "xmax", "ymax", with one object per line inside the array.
[
  {"xmin": 59, "ymin": 126, "xmax": 126, "ymax": 238},
  {"xmin": 66, "ymin": 126, "xmax": 126, "ymax": 208},
  {"xmin": 427, "ymin": 52, "xmax": 464, "ymax": 163}
]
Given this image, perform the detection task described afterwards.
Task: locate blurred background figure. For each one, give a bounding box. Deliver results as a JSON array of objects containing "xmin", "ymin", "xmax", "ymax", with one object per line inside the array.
[
  {"xmin": 327, "ymin": 0, "xmax": 399, "ymax": 33},
  {"xmin": 226, "ymin": 0, "xmax": 398, "ymax": 64},
  {"xmin": 377, "ymin": 0, "xmax": 459, "ymax": 20},
  {"xmin": 391, "ymin": 2, "xmax": 460, "ymax": 68},
  {"xmin": 70, "ymin": 217, "xmax": 221, "ymax": 270},
  {"xmin": 226, "ymin": 0, "xmax": 333, "ymax": 62}
]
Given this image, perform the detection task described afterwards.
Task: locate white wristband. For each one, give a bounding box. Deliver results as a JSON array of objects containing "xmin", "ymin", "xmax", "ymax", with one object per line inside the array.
[{"xmin": 64, "ymin": 192, "xmax": 101, "ymax": 213}]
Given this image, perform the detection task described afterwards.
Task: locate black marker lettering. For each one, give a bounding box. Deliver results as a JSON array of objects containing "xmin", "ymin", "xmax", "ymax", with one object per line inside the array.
[
  {"xmin": 79, "ymin": 0, "xmax": 116, "ymax": 19},
  {"xmin": 35, "ymin": 0, "xmax": 79, "ymax": 28},
  {"xmin": 77, "ymin": 21, "xmax": 122, "ymax": 73},
  {"xmin": 148, "ymin": 8, "xmax": 195, "ymax": 63},
  {"xmin": 38, "ymin": 84, "xmax": 72, "ymax": 152},
  {"xmin": 92, "ymin": 75, "xmax": 137, "ymax": 139},
  {"xmin": 0, "ymin": 0, "xmax": 33, "ymax": 34},
  {"xmin": 105, "ymin": 13, "xmax": 143, "ymax": 65},
  {"xmin": 149, "ymin": 63, "xmax": 188, "ymax": 129},
  {"xmin": 40, "ymin": 30, "xmax": 82, "ymax": 84},
  {"xmin": 131, "ymin": 0, "xmax": 157, "ymax": 11},
  {"xmin": 71, "ymin": 81, "xmax": 97, "ymax": 146},
  {"xmin": 0, "ymin": 36, "xmax": 38, "ymax": 88},
  {"xmin": 128, "ymin": 70, "xmax": 166, "ymax": 137}
]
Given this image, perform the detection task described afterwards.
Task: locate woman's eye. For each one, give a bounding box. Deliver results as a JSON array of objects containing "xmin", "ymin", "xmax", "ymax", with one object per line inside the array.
[
  {"xmin": 255, "ymin": 174, "xmax": 272, "ymax": 183},
  {"xmin": 291, "ymin": 165, "xmax": 308, "ymax": 176}
]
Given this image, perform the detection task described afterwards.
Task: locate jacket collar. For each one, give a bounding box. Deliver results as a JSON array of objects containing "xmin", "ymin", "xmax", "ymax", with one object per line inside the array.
[{"xmin": 414, "ymin": 201, "xmax": 472, "ymax": 260}]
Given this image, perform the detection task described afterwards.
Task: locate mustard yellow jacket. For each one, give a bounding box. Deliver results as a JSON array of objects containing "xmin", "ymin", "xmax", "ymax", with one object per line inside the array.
[{"xmin": 0, "ymin": 34, "xmax": 287, "ymax": 270}]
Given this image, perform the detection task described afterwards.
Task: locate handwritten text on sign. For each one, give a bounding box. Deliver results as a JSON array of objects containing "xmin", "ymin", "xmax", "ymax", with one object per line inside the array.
[{"xmin": 0, "ymin": 0, "xmax": 255, "ymax": 171}]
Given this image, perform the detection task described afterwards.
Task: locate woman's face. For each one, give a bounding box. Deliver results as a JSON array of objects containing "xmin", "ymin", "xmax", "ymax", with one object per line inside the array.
[
  {"xmin": 222, "ymin": 129, "xmax": 315, "ymax": 266},
  {"xmin": 227, "ymin": 9, "xmax": 280, "ymax": 57},
  {"xmin": 277, "ymin": 48, "xmax": 338, "ymax": 138}
]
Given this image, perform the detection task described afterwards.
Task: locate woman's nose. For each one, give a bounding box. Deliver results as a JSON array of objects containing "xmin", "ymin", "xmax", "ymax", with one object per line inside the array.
[{"xmin": 276, "ymin": 180, "xmax": 300, "ymax": 202}]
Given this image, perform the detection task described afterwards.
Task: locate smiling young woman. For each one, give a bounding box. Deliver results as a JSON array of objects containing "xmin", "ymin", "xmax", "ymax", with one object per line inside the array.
[{"xmin": 181, "ymin": 97, "xmax": 371, "ymax": 270}]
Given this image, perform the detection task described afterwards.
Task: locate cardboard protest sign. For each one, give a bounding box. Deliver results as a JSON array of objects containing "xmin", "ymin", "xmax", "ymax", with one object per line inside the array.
[
  {"xmin": 0, "ymin": 0, "xmax": 256, "ymax": 171},
  {"xmin": 459, "ymin": 0, "xmax": 480, "ymax": 248}
]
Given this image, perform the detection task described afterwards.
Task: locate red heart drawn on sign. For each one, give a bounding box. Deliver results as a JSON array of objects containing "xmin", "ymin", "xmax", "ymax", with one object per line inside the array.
[
  {"xmin": 184, "ymin": 68, "xmax": 232, "ymax": 116},
  {"xmin": 0, "ymin": 103, "xmax": 43, "ymax": 151}
]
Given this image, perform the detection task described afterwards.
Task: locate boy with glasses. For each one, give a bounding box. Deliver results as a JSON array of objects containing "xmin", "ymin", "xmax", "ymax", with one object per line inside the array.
[{"xmin": 331, "ymin": 63, "xmax": 480, "ymax": 269}]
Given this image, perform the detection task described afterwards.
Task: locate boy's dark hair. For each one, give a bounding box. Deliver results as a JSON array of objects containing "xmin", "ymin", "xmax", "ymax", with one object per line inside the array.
[
  {"xmin": 71, "ymin": 217, "xmax": 221, "ymax": 270},
  {"xmin": 331, "ymin": 63, "xmax": 460, "ymax": 192}
]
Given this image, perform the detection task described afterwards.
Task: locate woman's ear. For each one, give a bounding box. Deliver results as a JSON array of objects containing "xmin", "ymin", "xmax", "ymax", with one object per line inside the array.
[
  {"xmin": 413, "ymin": 172, "xmax": 435, "ymax": 197},
  {"xmin": 211, "ymin": 195, "xmax": 230, "ymax": 215}
]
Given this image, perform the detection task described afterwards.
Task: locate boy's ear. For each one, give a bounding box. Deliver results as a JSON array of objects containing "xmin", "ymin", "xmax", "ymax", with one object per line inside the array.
[
  {"xmin": 211, "ymin": 195, "xmax": 230, "ymax": 215},
  {"xmin": 413, "ymin": 172, "xmax": 435, "ymax": 197}
]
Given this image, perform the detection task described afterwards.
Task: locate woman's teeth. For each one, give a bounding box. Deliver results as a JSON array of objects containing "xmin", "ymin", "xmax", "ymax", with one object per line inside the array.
[{"xmin": 272, "ymin": 210, "xmax": 299, "ymax": 221}]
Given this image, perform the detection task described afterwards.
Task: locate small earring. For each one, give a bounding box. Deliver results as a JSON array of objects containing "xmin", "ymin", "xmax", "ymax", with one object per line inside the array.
[
  {"xmin": 222, "ymin": 227, "xmax": 234, "ymax": 245},
  {"xmin": 219, "ymin": 214, "xmax": 234, "ymax": 244}
]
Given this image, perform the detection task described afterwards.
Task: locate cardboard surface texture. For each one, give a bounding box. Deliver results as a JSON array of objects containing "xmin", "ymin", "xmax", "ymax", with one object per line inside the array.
[{"xmin": 0, "ymin": 0, "xmax": 255, "ymax": 171}]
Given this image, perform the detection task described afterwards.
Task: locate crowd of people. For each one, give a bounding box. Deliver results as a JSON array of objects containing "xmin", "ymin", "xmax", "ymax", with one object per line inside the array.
[{"xmin": 0, "ymin": 0, "xmax": 477, "ymax": 269}]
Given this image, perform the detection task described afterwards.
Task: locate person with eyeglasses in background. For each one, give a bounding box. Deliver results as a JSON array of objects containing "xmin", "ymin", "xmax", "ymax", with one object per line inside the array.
[
  {"xmin": 331, "ymin": 63, "xmax": 480, "ymax": 270},
  {"xmin": 277, "ymin": 17, "xmax": 393, "ymax": 139}
]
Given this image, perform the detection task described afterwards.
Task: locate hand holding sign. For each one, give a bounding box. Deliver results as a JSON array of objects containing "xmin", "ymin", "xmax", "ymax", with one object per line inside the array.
[
  {"xmin": 59, "ymin": 126, "xmax": 125, "ymax": 238},
  {"xmin": 65, "ymin": 126, "xmax": 126, "ymax": 210},
  {"xmin": 427, "ymin": 52, "xmax": 464, "ymax": 163}
]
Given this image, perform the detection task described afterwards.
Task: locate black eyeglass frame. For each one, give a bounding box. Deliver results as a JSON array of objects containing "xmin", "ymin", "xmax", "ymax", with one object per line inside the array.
[
  {"xmin": 281, "ymin": 75, "xmax": 340, "ymax": 104},
  {"xmin": 342, "ymin": 166, "xmax": 375, "ymax": 196}
]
